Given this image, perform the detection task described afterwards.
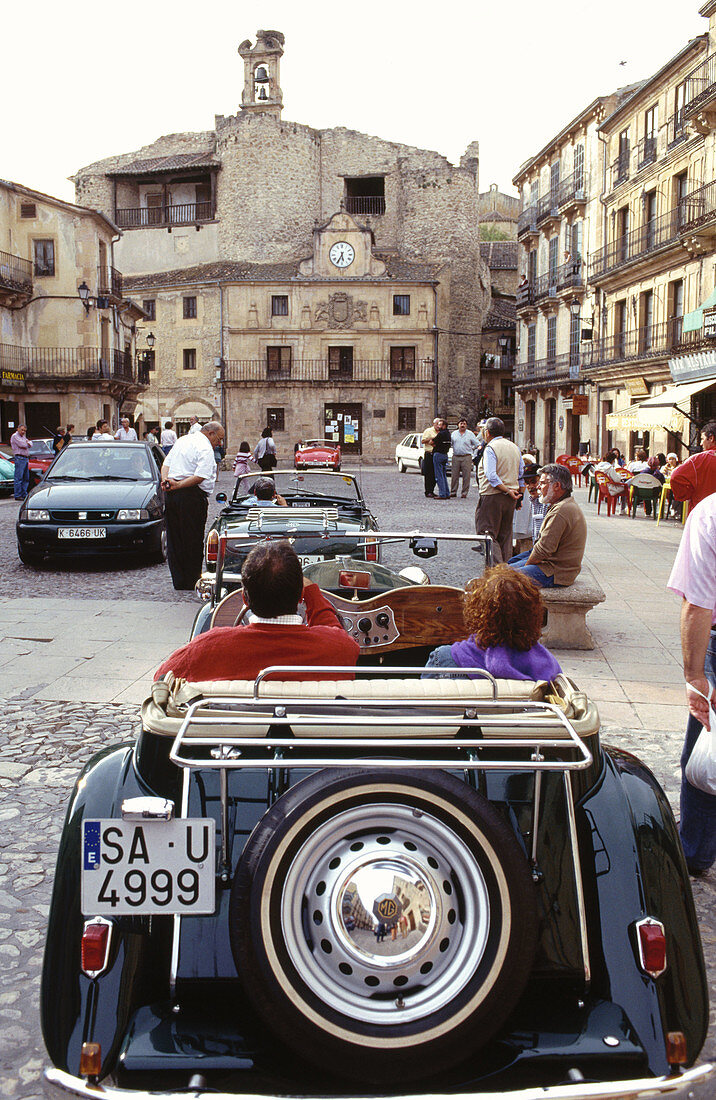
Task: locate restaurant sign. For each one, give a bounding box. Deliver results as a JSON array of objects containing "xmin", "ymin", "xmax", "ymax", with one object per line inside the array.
[
  {"xmin": 625, "ymin": 376, "xmax": 649, "ymax": 397},
  {"xmin": 669, "ymin": 349, "xmax": 716, "ymax": 383},
  {"xmin": 704, "ymin": 308, "xmax": 716, "ymax": 339},
  {"xmin": 1, "ymin": 367, "xmax": 25, "ymax": 388}
]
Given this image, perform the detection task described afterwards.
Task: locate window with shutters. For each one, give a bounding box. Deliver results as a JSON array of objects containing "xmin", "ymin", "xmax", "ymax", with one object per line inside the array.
[
  {"xmin": 398, "ymin": 407, "xmax": 416, "ymax": 430},
  {"xmin": 547, "ymin": 316, "xmax": 557, "ymax": 363},
  {"xmin": 183, "ymin": 348, "xmax": 197, "ymax": 371},
  {"xmin": 573, "ymin": 144, "xmax": 584, "ymax": 191},
  {"xmin": 271, "ymin": 295, "xmax": 289, "ymax": 316},
  {"xmin": 393, "ymin": 295, "xmax": 410, "ymax": 316},
  {"xmin": 389, "ymin": 346, "xmax": 416, "ymax": 381},
  {"xmin": 548, "ymin": 237, "xmax": 558, "ymax": 284},
  {"xmin": 143, "ymin": 299, "xmax": 156, "ymax": 321},
  {"xmin": 20, "ymin": 202, "xmax": 36, "ymax": 218},
  {"xmin": 183, "ymin": 296, "xmax": 197, "ymax": 319},
  {"xmin": 266, "ymin": 346, "xmax": 292, "ymax": 378},
  {"xmin": 527, "ymin": 324, "xmax": 536, "ymax": 363},
  {"xmin": 328, "ymin": 346, "xmax": 353, "ymax": 380}
]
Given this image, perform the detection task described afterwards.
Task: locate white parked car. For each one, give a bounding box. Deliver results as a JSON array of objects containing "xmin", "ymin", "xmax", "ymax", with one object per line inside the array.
[{"xmin": 395, "ymin": 433, "xmax": 453, "ymax": 474}]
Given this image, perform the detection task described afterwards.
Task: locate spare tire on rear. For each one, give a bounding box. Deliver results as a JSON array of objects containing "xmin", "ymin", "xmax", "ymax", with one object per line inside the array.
[{"xmin": 229, "ymin": 767, "xmax": 537, "ymax": 1082}]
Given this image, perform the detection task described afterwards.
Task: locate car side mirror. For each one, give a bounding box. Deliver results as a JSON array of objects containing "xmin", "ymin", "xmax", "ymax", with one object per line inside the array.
[
  {"xmin": 410, "ymin": 537, "xmax": 437, "ymax": 559},
  {"xmin": 216, "ymin": 492, "xmax": 227, "ymax": 503}
]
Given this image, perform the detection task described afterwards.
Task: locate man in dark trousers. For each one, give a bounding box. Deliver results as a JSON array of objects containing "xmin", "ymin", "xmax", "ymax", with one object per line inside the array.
[
  {"xmin": 474, "ymin": 418, "xmax": 524, "ymax": 563},
  {"xmin": 421, "ymin": 417, "xmax": 440, "ymax": 497},
  {"xmin": 161, "ymin": 420, "xmax": 224, "ymax": 590}
]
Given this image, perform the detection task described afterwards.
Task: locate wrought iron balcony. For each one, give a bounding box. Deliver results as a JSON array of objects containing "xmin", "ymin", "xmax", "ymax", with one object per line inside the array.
[
  {"xmin": 97, "ymin": 265, "xmax": 122, "ymax": 300},
  {"xmin": 536, "ymin": 191, "xmax": 559, "ymax": 226},
  {"xmin": 610, "ymin": 149, "xmax": 630, "ymax": 190},
  {"xmin": 224, "ymin": 359, "xmax": 436, "ymax": 384},
  {"xmin": 581, "ymin": 319, "xmax": 682, "ymax": 370},
  {"xmin": 685, "ymin": 52, "xmax": 716, "ymax": 115},
  {"xmin": 555, "ymin": 258, "xmax": 584, "ymax": 291},
  {"xmin": 0, "ymin": 250, "xmax": 33, "ymax": 301},
  {"xmin": 680, "ymin": 179, "xmax": 716, "ymax": 234},
  {"xmin": 666, "ymin": 109, "xmax": 688, "ymax": 148},
  {"xmin": 0, "ymin": 345, "xmax": 138, "ymax": 382},
  {"xmin": 635, "ymin": 135, "xmax": 658, "ymax": 171},
  {"xmin": 558, "ymin": 170, "xmax": 586, "ymax": 209},
  {"xmin": 345, "ymin": 195, "xmax": 386, "ymax": 216},
  {"xmin": 514, "ymin": 353, "xmax": 580, "ymax": 384},
  {"xmin": 588, "ymin": 207, "xmax": 681, "ymax": 280},
  {"xmin": 517, "ymin": 205, "xmax": 537, "ymax": 237},
  {"xmin": 115, "ymin": 201, "xmax": 215, "ymax": 229},
  {"xmin": 534, "ymin": 271, "xmax": 558, "ymax": 303},
  {"xmin": 516, "ymin": 281, "xmax": 536, "ymax": 309}
]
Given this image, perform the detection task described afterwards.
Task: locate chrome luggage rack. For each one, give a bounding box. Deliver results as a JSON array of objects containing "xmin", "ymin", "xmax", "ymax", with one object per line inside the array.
[
  {"xmin": 244, "ymin": 506, "xmax": 340, "ymax": 532},
  {"xmin": 167, "ymin": 666, "xmax": 594, "ymax": 978}
]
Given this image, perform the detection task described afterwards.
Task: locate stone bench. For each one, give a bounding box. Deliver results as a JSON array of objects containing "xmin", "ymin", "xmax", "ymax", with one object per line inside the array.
[{"xmin": 540, "ymin": 570, "xmax": 606, "ymax": 650}]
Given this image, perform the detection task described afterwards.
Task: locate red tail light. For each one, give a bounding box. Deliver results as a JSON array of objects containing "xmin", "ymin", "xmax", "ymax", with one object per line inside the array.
[
  {"xmin": 365, "ymin": 537, "xmax": 378, "ymax": 563},
  {"xmin": 206, "ymin": 529, "xmax": 219, "ymax": 564},
  {"xmin": 636, "ymin": 917, "xmax": 667, "ymax": 978},
  {"xmin": 81, "ymin": 918, "xmax": 112, "ymax": 977}
]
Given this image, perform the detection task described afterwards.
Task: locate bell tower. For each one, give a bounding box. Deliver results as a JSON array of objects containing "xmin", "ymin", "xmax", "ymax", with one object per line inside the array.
[{"xmin": 238, "ymin": 30, "xmax": 285, "ymax": 118}]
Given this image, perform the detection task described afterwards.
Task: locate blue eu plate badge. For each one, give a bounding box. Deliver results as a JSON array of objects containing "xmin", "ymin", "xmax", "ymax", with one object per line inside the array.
[{"xmin": 83, "ymin": 820, "xmax": 101, "ymax": 871}]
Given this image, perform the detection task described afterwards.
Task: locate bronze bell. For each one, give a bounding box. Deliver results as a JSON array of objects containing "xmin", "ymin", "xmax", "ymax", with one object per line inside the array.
[
  {"xmin": 254, "ymin": 66, "xmax": 269, "ymax": 83},
  {"xmin": 257, "ymin": 87, "xmax": 268, "ymax": 101}
]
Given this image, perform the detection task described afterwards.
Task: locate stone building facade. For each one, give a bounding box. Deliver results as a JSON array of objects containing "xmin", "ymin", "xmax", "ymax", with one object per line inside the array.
[
  {"xmin": 513, "ymin": 1, "xmax": 716, "ymax": 463},
  {"xmin": 0, "ymin": 179, "xmax": 145, "ymax": 442},
  {"xmin": 72, "ymin": 29, "xmax": 491, "ymax": 456},
  {"xmin": 480, "ymin": 239, "xmax": 518, "ymax": 438}
]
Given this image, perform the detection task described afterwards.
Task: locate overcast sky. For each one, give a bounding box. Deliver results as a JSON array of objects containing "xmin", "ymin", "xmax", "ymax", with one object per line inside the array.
[{"xmin": 4, "ymin": 0, "xmax": 708, "ymax": 206}]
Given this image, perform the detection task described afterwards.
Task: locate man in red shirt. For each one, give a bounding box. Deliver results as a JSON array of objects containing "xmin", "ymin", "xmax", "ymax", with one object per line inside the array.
[
  {"xmin": 670, "ymin": 421, "xmax": 716, "ymax": 508},
  {"xmin": 155, "ymin": 541, "xmax": 359, "ymax": 682}
]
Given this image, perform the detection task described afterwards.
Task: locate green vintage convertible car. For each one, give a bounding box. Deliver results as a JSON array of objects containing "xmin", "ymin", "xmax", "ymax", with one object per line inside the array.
[
  {"xmin": 40, "ymin": 534, "xmax": 712, "ymax": 1099},
  {"xmin": 193, "ymin": 470, "xmax": 379, "ymax": 633}
]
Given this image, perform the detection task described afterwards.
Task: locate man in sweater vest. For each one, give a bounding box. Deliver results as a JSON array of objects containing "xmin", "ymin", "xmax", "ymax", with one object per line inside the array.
[
  {"xmin": 155, "ymin": 541, "xmax": 359, "ymax": 682},
  {"xmin": 508, "ymin": 465, "xmax": 587, "ymax": 587},
  {"xmin": 475, "ymin": 418, "xmax": 524, "ymax": 563}
]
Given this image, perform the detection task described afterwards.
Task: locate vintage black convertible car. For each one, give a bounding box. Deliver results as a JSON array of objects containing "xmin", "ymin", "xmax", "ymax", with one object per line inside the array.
[
  {"xmin": 41, "ymin": 536, "xmax": 712, "ymax": 1098},
  {"xmin": 16, "ymin": 441, "xmax": 167, "ymax": 566},
  {"xmin": 193, "ymin": 470, "xmax": 379, "ymax": 627}
]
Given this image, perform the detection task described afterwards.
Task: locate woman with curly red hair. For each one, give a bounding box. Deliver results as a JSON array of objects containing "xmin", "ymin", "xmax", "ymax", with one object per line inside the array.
[{"xmin": 423, "ymin": 564, "xmax": 561, "ymax": 680}]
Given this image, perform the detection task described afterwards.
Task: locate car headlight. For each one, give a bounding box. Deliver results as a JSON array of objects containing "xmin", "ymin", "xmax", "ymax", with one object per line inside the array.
[
  {"xmin": 116, "ymin": 508, "xmax": 149, "ymax": 521},
  {"xmin": 26, "ymin": 509, "xmax": 50, "ymax": 521}
]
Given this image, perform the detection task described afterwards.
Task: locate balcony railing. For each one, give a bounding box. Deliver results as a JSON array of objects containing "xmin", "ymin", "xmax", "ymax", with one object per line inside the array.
[
  {"xmin": 224, "ymin": 359, "xmax": 435, "ymax": 384},
  {"xmin": 514, "ymin": 353, "xmax": 581, "ymax": 384},
  {"xmin": 556, "ymin": 258, "xmax": 584, "ymax": 291},
  {"xmin": 345, "ymin": 195, "xmax": 385, "ymax": 216},
  {"xmin": 0, "ymin": 345, "xmax": 136, "ymax": 382},
  {"xmin": 666, "ymin": 109, "xmax": 688, "ymax": 148},
  {"xmin": 610, "ymin": 149, "xmax": 630, "ymax": 189},
  {"xmin": 534, "ymin": 271, "xmax": 558, "ymax": 302},
  {"xmin": 516, "ymin": 281, "xmax": 536, "ymax": 308},
  {"xmin": 558, "ymin": 170, "xmax": 586, "ymax": 208},
  {"xmin": 482, "ymin": 352, "xmax": 515, "ymax": 371},
  {"xmin": 536, "ymin": 191, "xmax": 559, "ymax": 225},
  {"xmin": 517, "ymin": 205, "xmax": 537, "ymax": 236},
  {"xmin": 581, "ymin": 319, "xmax": 682, "ymax": 370},
  {"xmin": 685, "ymin": 52, "xmax": 716, "ymax": 113},
  {"xmin": 680, "ymin": 179, "xmax": 716, "ymax": 232},
  {"xmin": 635, "ymin": 134, "xmax": 658, "ymax": 171},
  {"xmin": 97, "ymin": 265, "xmax": 122, "ymax": 300},
  {"xmin": 0, "ymin": 250, "xmax": 33, "ymax": 296},
  {"xmin": 115, "ymin": 201, "xmax": 215, "ymax": 229},
  {"xmin": 588, "ymin": 207, "xmax": 681, "ymax": 279}
]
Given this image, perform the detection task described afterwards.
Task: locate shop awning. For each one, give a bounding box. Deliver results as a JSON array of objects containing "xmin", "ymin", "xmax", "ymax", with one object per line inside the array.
[
  {"xmin": 683, "ymin": 287, "xmax": 716, "ymax": 333},
  {"xmin": 605, "ymin": 376, "xmax": 716, "ymax": 431}
]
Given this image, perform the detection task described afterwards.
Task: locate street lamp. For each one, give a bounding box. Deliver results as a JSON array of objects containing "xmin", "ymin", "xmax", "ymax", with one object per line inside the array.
[
  {"xmin": 569, "ymin": 298, "xmax": 581, "ymax": 318},
  {"xmin": 77, "ymin": 282, "xmax": 91, "ymax": 312}
]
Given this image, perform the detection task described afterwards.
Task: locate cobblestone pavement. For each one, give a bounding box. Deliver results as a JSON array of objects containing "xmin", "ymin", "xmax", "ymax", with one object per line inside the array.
[{"xmin": 0, "ymin": 465, "xmax": 713, "ymax": 1097}]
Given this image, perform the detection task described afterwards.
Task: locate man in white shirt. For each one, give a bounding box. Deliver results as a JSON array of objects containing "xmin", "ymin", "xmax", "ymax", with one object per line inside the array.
[
  {"xmin": 188, "ymin": 415, "xmax": 202, "ymax": 434},
  {"xmin": 161, "ymin": 422, "xmax": 178, "ymax": 455},
  {"xmin": 93, "ymin": 420, "xmax": 115, "ymax": 441},
  {"xmin": 161, "ymin": 421, "xmax": 224, "ymax": 590},
  {"xmin": 115, "ymin": 417, "xmax": 138, "ymax": 442},
  {"xmin": 667, "ymin": 491, "xmax": 716, "ymax": 874}
]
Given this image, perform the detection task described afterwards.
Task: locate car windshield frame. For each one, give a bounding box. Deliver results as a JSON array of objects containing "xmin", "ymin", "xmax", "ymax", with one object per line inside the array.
[
  {"xmin": 298, "ymin": 440, "xmax": 338, "ymax": 451},
  {"xmin": 232, "ymin": 470, "xmax": 362, "ymax": 504},
  {"xmin": 45, "ymin": 443, "xmax": 156, "ymax": 482}
]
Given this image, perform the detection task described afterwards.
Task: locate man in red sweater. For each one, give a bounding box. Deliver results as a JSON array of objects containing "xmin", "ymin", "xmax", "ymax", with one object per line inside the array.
[
  {"xmin": 155, "ymin": 541, "xmax": 359, "ymax": 682},
  {"xmin": 670, "ymin": 421, "xmax": 716, "ymax": 508}
]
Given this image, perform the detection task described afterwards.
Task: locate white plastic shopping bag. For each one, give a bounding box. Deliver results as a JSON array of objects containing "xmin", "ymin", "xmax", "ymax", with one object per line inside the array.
[{"xmin": 685, "ymin": 682, "xmax": 716, "ymax": 796}]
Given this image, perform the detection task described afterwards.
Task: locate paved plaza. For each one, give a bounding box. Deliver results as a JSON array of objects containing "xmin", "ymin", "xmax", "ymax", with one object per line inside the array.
[{"xmin": 0, "ymin": 466, "xmax": 713, "ymax": 1097}]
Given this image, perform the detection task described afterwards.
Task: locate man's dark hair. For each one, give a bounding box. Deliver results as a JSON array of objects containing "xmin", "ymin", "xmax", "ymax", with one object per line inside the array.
[
  {"xmin": 702, "ymin": 420, "xmax": 716, "ymax": 440},
  {"xmin": 241, "ymin": 541, "xmax": 303, "ymax": 618},
  {"xmin": 252, "ymin": 476, "xmax": 276, "ymax": 500},
  {"xmin": 485, "ymin": 417, "xmax": 505, "ymax": 437},
  {"xmin": 541, "ymin": 463, "xmax": 573, "ymax": 496}
]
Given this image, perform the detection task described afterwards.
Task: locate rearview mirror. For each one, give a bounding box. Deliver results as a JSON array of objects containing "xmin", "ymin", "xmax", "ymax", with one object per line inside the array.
[
  {"xmin": 338, "ymin": 570, "xmax": 371, "ymax": 589},
  {"xmin": 410, "ymin": 537, "xmax": 437, "ymax": 559}
]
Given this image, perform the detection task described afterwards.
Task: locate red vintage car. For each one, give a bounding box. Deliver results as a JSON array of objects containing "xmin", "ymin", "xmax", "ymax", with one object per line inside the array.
[{"xmin": 294, "ymin": 438, "xmax": 341, "ymax": 471}]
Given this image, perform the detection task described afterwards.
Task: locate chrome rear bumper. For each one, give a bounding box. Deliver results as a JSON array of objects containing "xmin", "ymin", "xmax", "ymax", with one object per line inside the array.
[{"xmin": 44, "ymin": 1062, "xmax": 713, "ymax": 1099}]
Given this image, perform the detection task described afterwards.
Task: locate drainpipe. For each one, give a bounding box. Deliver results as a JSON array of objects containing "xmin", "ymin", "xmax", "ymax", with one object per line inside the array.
[
  {"xmin": 595, "ymin": 129, "xmax": 610, "ymax": 459},
  {"xmin": 432, "ymin": 283, "xmax": 439, "ymax": 414}
]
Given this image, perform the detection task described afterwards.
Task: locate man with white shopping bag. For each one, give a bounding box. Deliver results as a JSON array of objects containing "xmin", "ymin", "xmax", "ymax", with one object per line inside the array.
[{"xmin": 667, "ymin": 491, "xmax": 716, "ymax": 875}]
